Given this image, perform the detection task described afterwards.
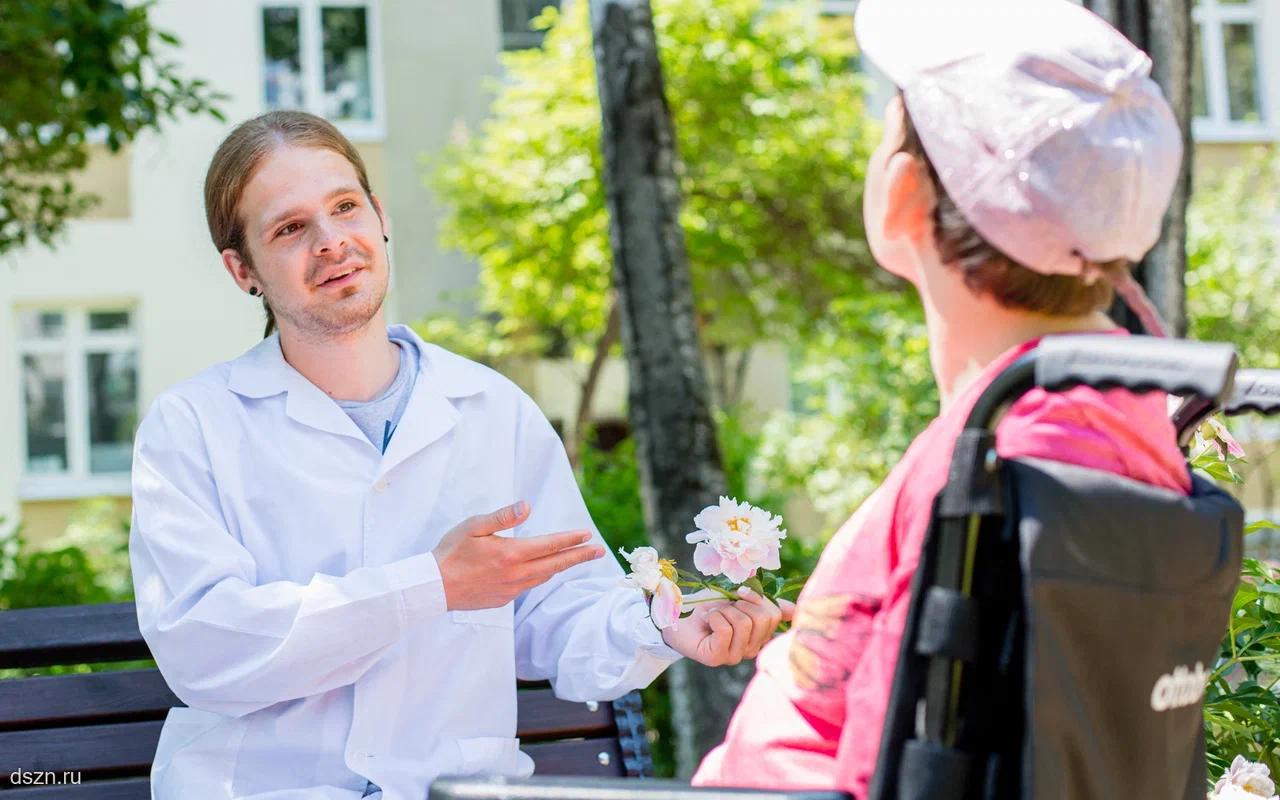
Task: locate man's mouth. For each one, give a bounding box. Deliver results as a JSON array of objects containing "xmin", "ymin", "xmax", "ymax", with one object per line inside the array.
[{"xmin": 317, "ymin": 263, "xmax": 364, "ymax": 288}]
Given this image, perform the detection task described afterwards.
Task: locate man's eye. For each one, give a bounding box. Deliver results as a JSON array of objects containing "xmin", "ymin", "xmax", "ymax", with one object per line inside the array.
[
  {"xmin": 279, "ymin": 223, "xmax": 301, "ymax": 237},
  {"xmin": 337, "ymin": 201, "xmax": 356, "ymax": 213}
]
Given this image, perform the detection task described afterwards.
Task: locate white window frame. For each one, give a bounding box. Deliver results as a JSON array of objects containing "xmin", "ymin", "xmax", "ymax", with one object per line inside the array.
[
  {"xmin": 1192, "ymin": 0, "xmax": 1273, "ymax": 142},
  {"xmin": 16, "ymin": 306, "xmax": 139, "ymax": 501},
  {"xmin": 259, "ymin": 0, "xmax": 387, "ymax": 142}
]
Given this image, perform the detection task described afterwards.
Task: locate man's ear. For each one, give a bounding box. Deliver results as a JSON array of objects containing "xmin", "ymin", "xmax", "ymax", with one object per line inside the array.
[
  {"xmin": 882, "ymin": 152, "xmax": 936, "ymax": 245},
  {"xmin": 222, "ymin": 249, "xmax": 257, "ymax": 295}
]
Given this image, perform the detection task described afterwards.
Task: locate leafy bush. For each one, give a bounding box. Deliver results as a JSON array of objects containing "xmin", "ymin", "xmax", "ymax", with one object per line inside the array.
[{"xmin": 1195, "ymin": 424, "xmax": 1280, "ymax": 779}]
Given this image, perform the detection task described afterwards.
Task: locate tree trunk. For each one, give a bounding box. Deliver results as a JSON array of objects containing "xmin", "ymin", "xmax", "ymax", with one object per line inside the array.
[
  {"xmin": 570, "ymin": 298, "xmax": 621, "ymax": 471},
  {"xmin": 588, "ymin": 0, "xmax": 753, "ymax": 777},
  {"xmin": 1085, "ymin": 0, "xmax": 1194, "ymax": 337}
]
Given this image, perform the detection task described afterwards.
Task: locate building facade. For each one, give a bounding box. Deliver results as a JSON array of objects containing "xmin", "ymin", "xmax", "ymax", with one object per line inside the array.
[{"xmin": 2, "ymin": 0, "xmax": 1276, "ymax": 543}]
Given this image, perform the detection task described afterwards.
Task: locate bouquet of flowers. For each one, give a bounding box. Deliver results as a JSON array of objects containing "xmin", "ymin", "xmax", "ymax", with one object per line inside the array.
[{"xmin": 619, "ymin": 497, "xmax": 807, "ymax": 629}]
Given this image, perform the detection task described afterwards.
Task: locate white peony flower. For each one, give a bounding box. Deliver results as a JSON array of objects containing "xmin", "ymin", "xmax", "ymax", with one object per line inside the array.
[
  {"xmin": 686, "ymin": 497, "xmax": 787, "ymax": 584},
  {"xmin": 1211, "ymin": 756, "xmax": 1280, "ymax": 800},
  {"xmin": 618, "ymin": 546, "xmax": 664, "ymax": 593},
  {"xmin": 649, "ymin": 576, "xmax": 683, "ymax": 630}
]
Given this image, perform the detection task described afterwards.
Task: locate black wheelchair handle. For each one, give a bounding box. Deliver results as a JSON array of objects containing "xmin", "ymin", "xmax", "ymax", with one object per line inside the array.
[
  {"xmin": 1224, "ymin": 369, "xmax": 1280, "ymax": 418},
  {"xmin": 968, "ymin": 335, "xmax": 1239, "ymax": 431},
  {"xmin": 1035, "ymin": 335, "xmax": 1238, "ymax": 399}
]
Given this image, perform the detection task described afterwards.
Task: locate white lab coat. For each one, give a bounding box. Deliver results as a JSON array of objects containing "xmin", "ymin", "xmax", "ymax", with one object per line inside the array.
[{"xmin": 128, "ymin": 325, "xmax": 680, "ymax": 800}]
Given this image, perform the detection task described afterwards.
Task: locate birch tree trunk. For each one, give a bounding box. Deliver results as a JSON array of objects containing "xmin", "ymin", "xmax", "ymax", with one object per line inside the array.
[
  {"xmin": 1085, "ymin": 0, "xmax": 1195, "ymax": 336},
  {"xmin": 588, "ymin": 0, "xmax": 755, "ymax": 777}
]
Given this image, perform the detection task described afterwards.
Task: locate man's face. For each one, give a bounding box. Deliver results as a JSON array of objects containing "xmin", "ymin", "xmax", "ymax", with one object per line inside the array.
[{"xmin": 228, "ymin": 145, "xmax": 389, "ymax": 339}]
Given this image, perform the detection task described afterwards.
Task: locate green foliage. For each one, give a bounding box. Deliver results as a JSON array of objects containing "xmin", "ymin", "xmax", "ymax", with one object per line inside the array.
[
  {"xmin": 1186, "ymin": 150, "xmax": 1280, "ymax": 368},
  {"xmin": 1195, "ymin": 418, "xmax": 1280, "ymax": 780},
  {"xmin": 409, "ymin": 313, "xmax": 548, "ymax": 368},
  {"xmin": 757, "ymin": 289, "xmax": 937, "ymax": 526},
  {"xmin": 428, "ymin": 0, "xmax": 878, "ymax": 360},
  {"xmin": 0, "ymin": 0, "xmax": 226, "ymax": 257}
]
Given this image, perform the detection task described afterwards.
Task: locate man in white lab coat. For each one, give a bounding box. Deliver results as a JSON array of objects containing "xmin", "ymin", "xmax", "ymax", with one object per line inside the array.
[{"xmin": 128, "ymin": 110, "xmax": 790, "ymax": 800}]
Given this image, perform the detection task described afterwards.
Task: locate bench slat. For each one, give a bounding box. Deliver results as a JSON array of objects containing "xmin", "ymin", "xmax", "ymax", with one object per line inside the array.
[
  {"xmin": 0, "ymin": 670, "xmax": 179, "ymax": 732},
  {"xmin": 0, "ymin": 720, "xmax": 163, "ymax": 780},
  {"xmin": 0, "ymin": 724, "xmax": 626, "ymax": 788},
  {"xmin": 4, "ymin": 777, "xmax": 151, "ymax": 800},
  {"xmin": 0, "ymin": 669, "xmax": 616, "ymax": 741},
  {"xmin": 0, "ymin": 603, "xmax": 147, "ymax": 670},
  {"xmin": 525, "ymin": 738, "xmax": 626, "ymax": 777}
]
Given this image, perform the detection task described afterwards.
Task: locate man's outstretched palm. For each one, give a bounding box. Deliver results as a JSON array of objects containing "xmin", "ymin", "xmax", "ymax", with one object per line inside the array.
[{"xmin": 661, "ymin": 588, "xmax": 796, "ymax": 667}]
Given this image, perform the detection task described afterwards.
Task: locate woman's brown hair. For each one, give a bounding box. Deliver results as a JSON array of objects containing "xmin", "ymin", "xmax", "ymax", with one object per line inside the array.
[
  {"xmin": 203, "ymin": 111, "xmax": 376, "ymax": 337},
  {"xmin": 897, "ymin": 97, "xmax": 1127, "ymax": 316}
]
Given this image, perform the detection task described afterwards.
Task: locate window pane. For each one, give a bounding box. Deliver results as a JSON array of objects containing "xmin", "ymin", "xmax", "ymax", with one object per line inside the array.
[
  {"xmin": 263, "ymin": 7, "xmax": 304, "ymax": 111},
  {"xmin": 1224, "ymin": 23, "xmax": 1261, "ymax": 122},
  {"xmin": 322, "ymin": 7, "xmax": 373, "ymax": 121},
  {"xmin": 87, "ymin": 351, "xmax": 138, "ymax": 474},
  {"xmin": 1192, "ymin": 23, "xmax": 1209, "ymax": 119},
  {"xmin": 18, "ymin": 310, "xmax": 64, "ymax": 339},
  {"xmin": 22, "ymin": 353, "xmax": 68, "ymax": 474},
  {"xmin": 502, "ymin": 0, "xmax": 560, "ymax": 51},
  {"xmin": 88, "ymin": 310, "xmax": 132, "ymax": 332}
]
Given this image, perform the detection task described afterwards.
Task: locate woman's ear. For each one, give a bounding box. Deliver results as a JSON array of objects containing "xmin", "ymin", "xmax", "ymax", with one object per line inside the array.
[{"xmin": 882, "ymin": 151, "xmax": 936, "ymax": 246}]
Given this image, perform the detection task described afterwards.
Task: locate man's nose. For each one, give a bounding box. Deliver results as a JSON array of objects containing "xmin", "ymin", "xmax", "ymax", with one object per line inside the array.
[{"xmin": 311, "ymin": 216, "xmax": 347, "ymax": 254}]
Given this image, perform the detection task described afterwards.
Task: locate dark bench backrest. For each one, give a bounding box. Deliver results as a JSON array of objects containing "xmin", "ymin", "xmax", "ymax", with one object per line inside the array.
[{"xmin": 0, "ymin": 602, "xmax": 653, "ymax": 798}]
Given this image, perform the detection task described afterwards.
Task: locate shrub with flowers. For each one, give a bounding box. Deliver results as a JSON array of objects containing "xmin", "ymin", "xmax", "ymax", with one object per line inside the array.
[
  {"xmin": 620, "ymin": 497, "xmax": 806, "ymax": 630},
  {"xmin": 1195, "ymin": 417, "xmax": 1280, "ymax": 783}
]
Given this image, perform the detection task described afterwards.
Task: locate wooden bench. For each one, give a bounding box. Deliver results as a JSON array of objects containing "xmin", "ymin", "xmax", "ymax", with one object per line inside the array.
[{"xmin": 0, "ymin": 602, "xmax": 654, "ymax": 798}]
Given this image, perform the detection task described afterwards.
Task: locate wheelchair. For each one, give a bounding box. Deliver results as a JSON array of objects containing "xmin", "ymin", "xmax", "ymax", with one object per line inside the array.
[{"xmin": 432, "ymin": 335, "xmax": 1280, "ymax": 800}]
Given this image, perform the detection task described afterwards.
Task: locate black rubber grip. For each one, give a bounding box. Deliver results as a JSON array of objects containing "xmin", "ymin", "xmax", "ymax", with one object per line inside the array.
[
  {"xmin": 1224, "ymin": 370, "xmax": 1280, "ymax": 418},
  {"xmin": 1035, "ymin": 335, "xmax": 1237, "ymax": 403}
]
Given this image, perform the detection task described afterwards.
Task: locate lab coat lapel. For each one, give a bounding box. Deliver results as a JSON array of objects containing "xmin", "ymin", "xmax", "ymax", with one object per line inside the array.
[{"xmin": 227, "ymin": 334, "xmax": 370, "ymax": 444}]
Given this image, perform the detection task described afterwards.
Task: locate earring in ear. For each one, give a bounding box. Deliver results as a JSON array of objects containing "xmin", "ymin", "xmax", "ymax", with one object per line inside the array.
[
  {"xmin": 249, "ymin": 287, "xmax": 259, "ymax": 297},
  {"xmin": 384, "ymin": 235, "xmax": 389, "ymax": 243}
]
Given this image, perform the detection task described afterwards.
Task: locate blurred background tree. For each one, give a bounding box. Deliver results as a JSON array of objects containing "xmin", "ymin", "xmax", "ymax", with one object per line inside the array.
[
  {"xmin": 428, "ymin": 0, "xmax": 882, "ymax": 468},
  {"xmin": 0, "ymin": 0, "xmax": 226, "ymax": 257}
]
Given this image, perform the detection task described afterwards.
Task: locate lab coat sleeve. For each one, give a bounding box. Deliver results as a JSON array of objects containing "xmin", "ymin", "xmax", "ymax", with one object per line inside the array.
[
  {"xmin": 510, "ymin": 392, "xmax": 683, "ymax": 703},
  {"xmin": 128, "ymin": 393, "xmax": 449, "ymax": 718}
]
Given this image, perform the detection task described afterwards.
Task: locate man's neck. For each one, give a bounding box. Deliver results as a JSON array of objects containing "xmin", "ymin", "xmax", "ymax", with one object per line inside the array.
[
  {"xmin": 278, "ymin": 311, "xmax": 402, "ymax": 402},
  {"xmin": 924, "ymin": 290, "xmax": 1117, "ymax": 415}
]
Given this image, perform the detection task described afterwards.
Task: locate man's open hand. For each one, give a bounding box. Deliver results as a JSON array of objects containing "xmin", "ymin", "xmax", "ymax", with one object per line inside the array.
[
  {"xmin": 659, "ymin": 587, "xmax": 797, "ymax": 666},
  {"xmin": 434, "ymin": 501, "xmax": 606, "ymax": 611}
]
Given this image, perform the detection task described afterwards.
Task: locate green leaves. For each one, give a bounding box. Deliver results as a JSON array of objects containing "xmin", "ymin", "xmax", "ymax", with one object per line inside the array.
[
  {"xmin": 0, "ymin": 0, "xmax": 226, "ymax": 257},
  {"xmin": 1247, "ymin": 521, "xmax": 1280, "ymax": 536},
  {"xmin": 428, "ymin": 0, "xmax": 878, "ymax": 362}
]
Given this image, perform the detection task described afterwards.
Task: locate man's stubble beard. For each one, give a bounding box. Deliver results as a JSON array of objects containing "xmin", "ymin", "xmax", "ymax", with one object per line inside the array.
[{"xmin": 254, "ymin": 246, "xmax": 390, "ymax": 341}]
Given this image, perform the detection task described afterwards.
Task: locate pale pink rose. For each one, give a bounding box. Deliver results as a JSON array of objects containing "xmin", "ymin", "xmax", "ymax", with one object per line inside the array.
[
  {"xmin": 686, "ymin": 497, "xmax": 787, "ymax": 583},
  {"xmin": 649, "ymin": 576, "xmax": 683, "ymax": 630}
]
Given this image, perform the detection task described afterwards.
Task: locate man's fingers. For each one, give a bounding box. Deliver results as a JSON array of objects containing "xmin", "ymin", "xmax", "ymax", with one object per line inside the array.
[
  {"xmin": 520, "ymin": 543, "xmax": 606, "ymax": 583},
  {"xmin": 734, "ymin": 589, "xmax": 781, "ymax": 657},
  {"xmin": 779, "ymin": 599, "xmax": 797, "ymax": 622},
  {"xmin": 703, "ymin": 610, "xmax": 734, "ymax": 666},
  {"xmin": 512, "ymin": 529, "xmax": 596, "ymax": 561},
  {"xmin": 468, "ymin": 501, "xmax": 531, "ymax": 537},
  {"xmin": 718, "ymin": 605, "xmax": 754, "ymax": 664}
]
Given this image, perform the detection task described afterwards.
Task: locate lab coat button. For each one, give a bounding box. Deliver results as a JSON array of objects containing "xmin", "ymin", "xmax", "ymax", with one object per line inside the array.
[{"xmin": 373, "ymin": 477, "xmax": 388, "ymax": 493}]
